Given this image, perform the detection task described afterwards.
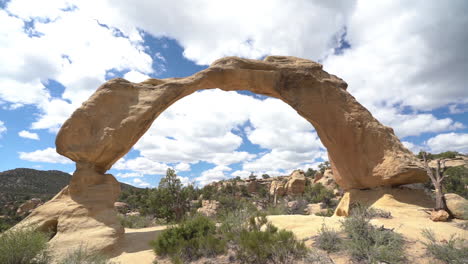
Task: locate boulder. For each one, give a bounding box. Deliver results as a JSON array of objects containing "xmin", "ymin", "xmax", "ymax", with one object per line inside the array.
[
  {"xmin": 247, "ymin": 180, "xmax": 257, "ymax": 193},
  {"xmin": 430, "ymin": 210, "xmax": 449, "ymax": 222},
  {"xmin": 314, "ymin": 169, "xmax": 336, "ymax": 190},
  {"xmin": 16, "ymin": 198, "xmax": 43, "ymax": 216},
  {"xmin": 285, "ymin": 170, "xmax": 306, "ymax": 195},
  {"xmin": 269, "ymin": 180, "xmax": 286, "ymax": 196},
  {"xmin": 444, "ymin": 193, "xmax": 468, "ymax": 220},
  {"xmin": 126, "ymin": 211, "xmax": 140, "ymax": 217},
  {"xmin": 196, "ymin": 200, "xmax": 220, "ymax": 217},
  {"xmin": 114, "ymin": 202, "xmax": 129, "ymax": 214}
]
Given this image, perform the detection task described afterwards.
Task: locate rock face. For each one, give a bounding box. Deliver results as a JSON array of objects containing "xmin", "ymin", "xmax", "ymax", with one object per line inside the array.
[
  {"xmin": 430, "ymin": 210, "xmax": 449, "ymax": 222},
  {"xmin": 314, "ymin": 169, "xmax": 336, "ymax": 190},
  {"xmin": 114, "ymin": 202, "xmax": 129, "ymax": 214},
  {"xmin": 196, "ymin": 200, "xmax": 220, "ymax": 217},
  {"xmin": 16, "ymin": 56, "xmax": 427, "ymax": 257},
  {"xmin": 16, "ymin": 198, "xmax": 43, "ymax": 216},
  {"xmin": 444, "ymin": 193, "xmax": 468, "ymax": 220},
  {"xmin": 285, "ymin": 170, "xmax": 307, "ymax": 195},
  {"xmin": 270, "ymin": 180, "xmax": 286, "ymax": 196}
]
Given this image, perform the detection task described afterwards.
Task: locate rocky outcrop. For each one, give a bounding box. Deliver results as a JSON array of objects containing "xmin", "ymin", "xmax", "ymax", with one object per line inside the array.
[
  {"xmin": 285, "ymin": 170, "xmax": 306, "ymax": 195},
  {"xmin": 269, "ymin": 180, "xmax": 286, "ymax": 196},
  {"xmin": 16, "ymin": 198, "xmax": 43, "ymax": 216},
  {"xmin": 444, "ymin": 193, "xmax": 468, "ymax": 220},
  {"xmin": 313, "ymin": 169, "xmax": 336, "ymax": 190},
  {"xmin": 428, "ymin": 156, "xmax": 468, "ymax": 168},
  {"xmin": 114, "ymin": 202, "xmax": 129, "ymax": 214},
  {"xmin": 196, "ymin": 200, "xmax": 220, "ymax": 217}
]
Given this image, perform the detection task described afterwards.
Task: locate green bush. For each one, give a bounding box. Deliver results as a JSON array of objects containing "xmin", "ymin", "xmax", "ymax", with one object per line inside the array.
[
  {"xmin": 58, "ymin": 245, "xmax": 114, "ymax": 264},
  {"xmin": 421, "ymin": 229, "xmax": 468, "ymax": 264},
  {"xmin": 0, "ymin": 227, "xmax": 50, "ymax": 264},
  {"xmin": 264, "ymin": 203, "xmax": 288, "ymax": 216},
  {"xmin": 151, "ymin": 215, "xmax": 226, "ymax": 263},
  {"xmin": 237, "ymin": 218, "xmax": 308, "ymax": 264},
  {"xmin": 341, "ymin": 205, "xmax": 405, "ymax": 263},
  {"xmin": 118, "ymin": 214, "xmax": 154, "ymax": 228},
  {"xmin": 303, "ymin": 183, "xmax": 335, "ymax": 207},
  {"xmin": 443, "ymin": 166, "xmax": 468, "ymax": 198},
  {"xmin": 315, "ymin": 223, "xmax": 342, "ymax": 252}
]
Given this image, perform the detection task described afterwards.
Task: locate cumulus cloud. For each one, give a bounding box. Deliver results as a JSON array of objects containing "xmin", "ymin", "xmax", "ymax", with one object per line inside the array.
[
  {"xmin": 0, "ymin": 121, "xmax": 6, "ymax": 138},
  {"xmin": 114, "ymin": 157, "xmax": 169, "ymax": 175},
  {"xmin": 123, "ymin": 70, "xmax": 151, "ymax": 83},
  {"xmin": 132, "ymin": 178, "xmax": 151, "ymax": 187},
  {"xmin": 19, "ymin": 147, "xmax": 72, "ymax": 164},
  {"xmin": 195, "ymin": 165, "xmax": 232, "ymax": 186},
  {"xmin": 116, "ymin": 172, "xmax": 143, "ymax": 178},
  {"xmin": 426, "ymin": 133, "xmax": 468, "ymax": 154},
  {"xmin": 18, "ymin": 130, "xmax": 39, "ymax": 140}
]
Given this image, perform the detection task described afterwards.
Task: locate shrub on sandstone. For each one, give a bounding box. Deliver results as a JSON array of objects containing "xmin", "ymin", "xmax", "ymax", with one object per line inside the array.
[
  {"xmin": 315, "ymin": 223, "xmax": 342, "ymax": 252},
  {"xmin": 421, "ymin": 229, "xmax": 468, "ymax": 264},
  {"xmin": 0, "ymin": 227, "xmax": 50, "ymax": 264},
  {"xmin": 151, "ymin": 215, "xmax": 226, "ymax": 263},
  {"xmin": 58, "ymin": 245, "xmax": 115, "ymax": 264},
  {"xmin": 303, "ymin": 183, "xmax": 335, "ymax": 207},
  {"xmin": 236, "ymin": 216, "xmax": 308, "ymax": 264},
  {"xmin": 118, "ymin": 214, "xmax": 154, "ymax": 228},
  {"xmin": 341, "ymin": 205, "xmax": 405, "ymax": 263}
]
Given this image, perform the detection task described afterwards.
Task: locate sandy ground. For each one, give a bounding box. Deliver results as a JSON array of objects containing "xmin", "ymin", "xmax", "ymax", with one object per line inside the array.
[
  {"xmin": 109, "ymin": 225, "xmax": 167, "ymax": 264},
  {"xmin": 108, "ymin": 189, "xmax": 467, "ymax": 264}
]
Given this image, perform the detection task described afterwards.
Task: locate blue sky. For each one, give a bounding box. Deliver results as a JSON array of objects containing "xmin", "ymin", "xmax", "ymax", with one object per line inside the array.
[{"xmin": 0, "ymin": 0, "xmax": 467, "ymax": 188}]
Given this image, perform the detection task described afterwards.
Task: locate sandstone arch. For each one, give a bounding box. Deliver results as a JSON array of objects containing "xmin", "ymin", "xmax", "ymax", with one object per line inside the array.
[{"xmin": 17, "ymin": 56, "xmax": 427, "ymax": 256}]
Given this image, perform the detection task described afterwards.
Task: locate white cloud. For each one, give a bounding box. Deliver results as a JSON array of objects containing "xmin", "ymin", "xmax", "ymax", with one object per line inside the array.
[
  {"xmin": 0, "ymin": 2, "xmax": 155, "ymax": 132},
  {"xmin": 175, "ymin": 162, "xmax": 191, "ymax": 172},
  {"xmin": 0, "ymin": 121, "xmax": 6, "ymax": 137},
  {"xmin": 132, "ymin": 178, "xmax": 151, "ymax": 187},
  {"xmin": 97, "ymin": 0, "xmax": 355, "ymax": 65},
  {"xmin": 402, "ymin": 141, "xmax": 424, "ymax": 154},
  {"xmin": 195, "ymin": 165, "xmax": 232, "ymax": 186},
  {"xmin": 123, "ymin": 70, "xmax": 151, "ymax": 83},
  {"xmin": 18, "ymin": 130, "xmax": 40, "ymax": 140},
  {"xmin": 114, "ymin": 157, "xmax": 169, "ymax": 175},
  {"xmin": 116, "ymin": 172, "xmax": 143, "ymax": 178},
  {"xmin": 426, "ymin": 133, "xmax": 468, "ymax": 154},
  {"xmin": 19, "ymin": 147, "xmax": 72, "ymax": 164}
]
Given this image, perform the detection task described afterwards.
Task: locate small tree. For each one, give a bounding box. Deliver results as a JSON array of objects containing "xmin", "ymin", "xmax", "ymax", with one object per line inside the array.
[
  {"xmin": 422, "ymin": 152, "xmax": 447, "ymax": 211},
  {"xmin": 248, "ymin": 172, "xmax": 257, "ymax": 180},
  {"xmin": 318, "ymin": 161, "xmax": 331, "ymax": 174},
  {"xmin": 261, "ymin": 174, "xmax": 270, "ymax": 179},
  {"xmin": 305, "ymin": 168, "xmax": 316, "ymax": 178}
]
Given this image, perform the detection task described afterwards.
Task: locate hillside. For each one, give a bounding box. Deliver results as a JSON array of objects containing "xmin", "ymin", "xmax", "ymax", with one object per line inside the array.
[{"xmin": 0, "ymin": 168, "xmax": 140, "ymax": 210}]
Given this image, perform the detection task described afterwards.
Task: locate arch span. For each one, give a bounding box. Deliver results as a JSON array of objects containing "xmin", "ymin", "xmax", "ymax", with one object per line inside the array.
[{"xmin": 57, "ymin": 56, "xmax": 426, "ymax": 190}]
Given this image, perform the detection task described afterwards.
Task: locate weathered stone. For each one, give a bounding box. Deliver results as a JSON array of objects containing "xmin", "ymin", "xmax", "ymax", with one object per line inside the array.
[
  {"xmin": 197, "ymin": 200, "xmax": 220, "ymax": 217},
  {"xmin": 430, "ymin": 210, "xmax": 449, "ymax": 222},
  {"xmin": 247, "ymin": 180, "xmax": 257, "ymax": 193},
  {"xmin": 269, "ymin": 180, "xmax": 286, "ymax": 196},
  {"xmin": 16, "ymin": 198, "xmax": 43, "ymax": 216},
  {"xmin": 444, "ymin": 193, "xmax": 468, "ymax": 220},
  {"xmin": 285, "ymin": 170, "xmax": 306, "ymax": 195},
  {"xmin": 114, "ymin": 202, "xmax": 129, "ymax": 214},
  {"xmin": 314, "ymin": 169, "xmax": 336, "ymax": 190},
  {"xmin": 56, "ymin": 56, "xmax": 426, "ymax": 190}
]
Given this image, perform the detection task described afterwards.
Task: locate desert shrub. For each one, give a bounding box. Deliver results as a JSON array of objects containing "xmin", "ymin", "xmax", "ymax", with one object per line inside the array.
[
  {"xmin": 303, "ymin": 183, "xmax": 335, "ymax": 206},
  {"xmin": 421, "ymin": 229, "xmax": 468, "ymax": 264},
  {"xmin": 443, "ymin": 166, "xmax": 468, "ymax": 198},
  {"xmin": 264, "ymin": 203, "xmax": 288, "ymax": 216},
  {"xmin": 341, "ymin": 205, "xmax": 405, "ymax": 263},
  {"xmin": 151, "ymin": 215, "xmax": 226, "ymax": 263},
  {"xmin": 315, "ymin": 223, "xmax": 342, "ymax": 252},
  {"xmin": 58, "ymin": 245, "xmax": 114, "ymax": 264},
  {"xmin": 118, "ymin": 214, "xmax": 154, "ymax": 228},
  {"xmin": 315, "ymin": 208, "xmax": 335, "ymax": 217},
  {"xmin": 237, "ymin": 216, "xmax": 308, "ymax": 264},
  {"xmin": 417, "ymin": 151, "xmax": 461, "ymax": 160},
  {"xmin": 0, "ymin": 227, "xmax": 50, "ymax": 264}
]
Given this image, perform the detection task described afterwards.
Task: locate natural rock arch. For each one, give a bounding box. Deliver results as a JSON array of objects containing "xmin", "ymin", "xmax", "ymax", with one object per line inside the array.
[{"xmin": 17, "ymin": 56, "xmax": 427, "ymax": 257}]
